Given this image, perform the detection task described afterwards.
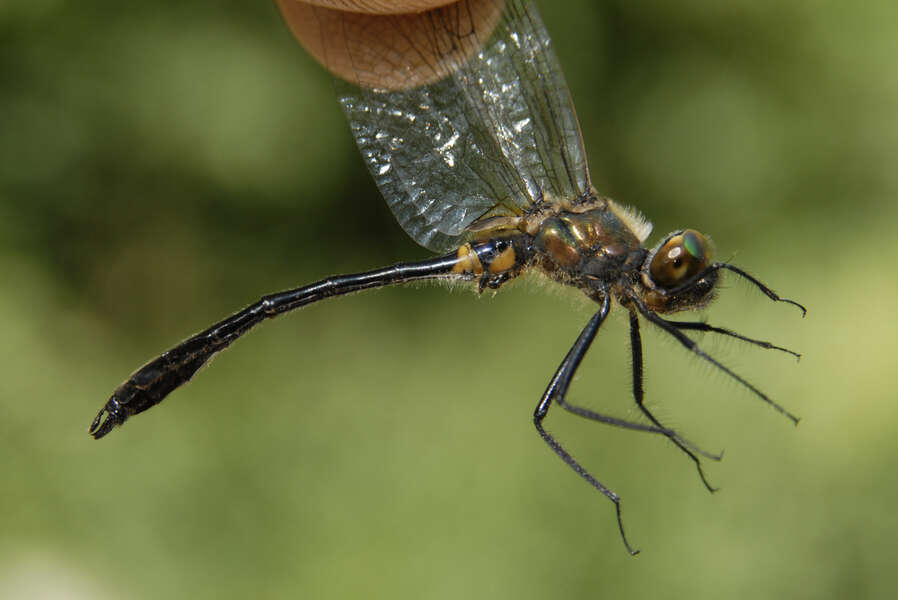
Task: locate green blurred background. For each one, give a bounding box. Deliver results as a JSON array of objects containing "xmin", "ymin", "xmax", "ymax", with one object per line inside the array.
[{"xmin": 1, "ymin": 0, "xmax": 896, "ymax": 598}]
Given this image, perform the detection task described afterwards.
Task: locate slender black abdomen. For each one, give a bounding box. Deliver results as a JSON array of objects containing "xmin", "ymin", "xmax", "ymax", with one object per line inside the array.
[{"xmin": 89, "ymin": 240, "xmax": 529, "ymax": 440}]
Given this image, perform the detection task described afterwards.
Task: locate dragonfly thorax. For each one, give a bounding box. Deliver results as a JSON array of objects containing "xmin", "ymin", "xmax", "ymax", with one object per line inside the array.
[{"xmin": 532, "ymin": 206, "xmax": 645, "ymax": 287}]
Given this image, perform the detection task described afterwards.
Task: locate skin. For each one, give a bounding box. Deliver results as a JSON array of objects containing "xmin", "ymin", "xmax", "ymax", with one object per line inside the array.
[
  {"xmin": 296, "ymin": 0, "xmax": 459, "ymax": 13},
  {"xmin": 277, "ymin": 0, "xmax": 505, "ymax": 89}
]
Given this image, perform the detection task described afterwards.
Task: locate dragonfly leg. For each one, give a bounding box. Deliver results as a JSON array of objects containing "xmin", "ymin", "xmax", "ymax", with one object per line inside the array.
[
  {"xmin": 627, "ymin": 312, "xmax": 721, "ymax": 493},
  {"xmin": 631, "ymin": 295, "xmax": 800, "ymax": 425},
  {"xmin": 478, "ymin": 271, "xmax": 512, "ymax": 291},
  {"xmin": 533, "ymin": 296, "xmax": 647, "ymax": 555},
  {"xmin": 550, "ymin": 311, "xmax": 720, "ymax": 462},
  {"xmin": 664, "ymin": 319, "xmax": 801, "ymax": 361},
  {"xmin": 537, "ymin": 305, "xmax": 721, "ymax": 491}
]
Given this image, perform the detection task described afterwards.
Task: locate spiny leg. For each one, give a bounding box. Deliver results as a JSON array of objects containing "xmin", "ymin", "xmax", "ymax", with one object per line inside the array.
[
  {"xmin": 534, "ymin": 420, "xmax": 637, "ymax": 555},
  {"xmin": 554, "ymin": 312, "xmax": 722, "ymax": 466},
  {"xmin": 534, "ymin": 295, "xmax": 658, "ymax": 555},
  {"xmin": 628, "ymin": 312, "xmax": 721, "ymax": 493},
  {"xmin": 665, "ymin": 320, "xmax": 801, "ymax": 361},
  {"xmin": 631, "ymin": 296, "xmax": 800, "ymax": 424},
  {"xmin": 714, "ymin": 263, "xmax": 806, "ymax": 316},
  {"xmin": 668, "ymin": 262, "xmax": 807, "ymax": 317}
]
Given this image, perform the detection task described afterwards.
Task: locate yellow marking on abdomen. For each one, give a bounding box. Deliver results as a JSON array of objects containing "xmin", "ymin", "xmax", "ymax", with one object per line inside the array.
[
  {"xmin": 488, "ymin": 245, "xmax": 516, "ymax": 274},
  {"xmin": 451, "ymin": 244, "xmax": 484, "ymax": 275}
]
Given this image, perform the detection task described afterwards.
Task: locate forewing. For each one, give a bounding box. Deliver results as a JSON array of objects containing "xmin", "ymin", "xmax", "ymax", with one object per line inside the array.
[{"xmin": 298, "ymin": 0, "xmax": 591, "ymax": 252}]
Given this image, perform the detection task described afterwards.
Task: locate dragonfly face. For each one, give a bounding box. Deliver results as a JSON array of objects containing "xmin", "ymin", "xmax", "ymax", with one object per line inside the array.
[
  {"xmin": 638, "ymin": 229, "xmax": 719, "ymax": 314},
  {"xmin": 91, "ymin": 0, "xmax": 804, "ymax": 555}
]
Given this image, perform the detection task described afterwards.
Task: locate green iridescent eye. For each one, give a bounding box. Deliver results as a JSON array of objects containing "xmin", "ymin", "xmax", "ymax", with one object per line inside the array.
[{"xmin": 649, "ymin": 229, "xmax": 712, "ymax": 289}]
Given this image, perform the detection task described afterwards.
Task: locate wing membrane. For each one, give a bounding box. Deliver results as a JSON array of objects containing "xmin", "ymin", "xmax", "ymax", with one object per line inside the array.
[{"xmin": 310, "ymin": 0, "xmax": 591, "ymax": 251}]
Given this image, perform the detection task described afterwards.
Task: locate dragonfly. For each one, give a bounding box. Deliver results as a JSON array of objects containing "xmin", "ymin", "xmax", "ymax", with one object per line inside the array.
[{"xmin": 89, "ymin": 0, "xmax": 804, "ymax": 554}]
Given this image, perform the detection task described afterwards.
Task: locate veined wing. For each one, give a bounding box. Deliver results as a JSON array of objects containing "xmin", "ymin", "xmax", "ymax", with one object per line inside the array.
[{"xmin": 283, "ymin": 0, "xmax": 591, "ymax": 252}]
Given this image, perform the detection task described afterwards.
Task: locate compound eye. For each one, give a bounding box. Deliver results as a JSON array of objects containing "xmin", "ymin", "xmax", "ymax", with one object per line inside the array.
[{"xmin": 649, "ymin": 229, "xmax": 712, "ymax": 289}]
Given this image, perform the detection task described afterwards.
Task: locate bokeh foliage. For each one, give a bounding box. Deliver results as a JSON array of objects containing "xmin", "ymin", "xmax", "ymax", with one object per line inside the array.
[{"xmin": 1, "ymin": 0, "xmax": 896, "ymax": 598}]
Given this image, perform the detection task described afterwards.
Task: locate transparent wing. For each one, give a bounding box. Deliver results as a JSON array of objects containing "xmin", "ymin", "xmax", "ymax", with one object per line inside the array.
[{"xmin": 304, "ymin": 0, "xmax": 591, "ymax": 252}]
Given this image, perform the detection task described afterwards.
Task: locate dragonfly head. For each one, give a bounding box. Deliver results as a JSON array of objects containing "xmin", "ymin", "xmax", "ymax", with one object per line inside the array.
[{"xmin": 637, "ymin": 229, "xmax": 718, "ymax": 314}]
